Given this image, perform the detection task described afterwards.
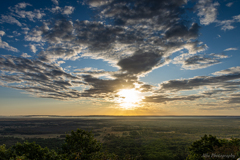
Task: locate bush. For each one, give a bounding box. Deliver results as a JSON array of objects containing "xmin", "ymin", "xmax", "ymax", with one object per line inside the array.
[
  {"xmin": 0, "ymin": 129, "xmax": 119, "ymax": 160},
  {"xmin": 186, "ymin": 135, "xmax": 240, "ymax": 160}
]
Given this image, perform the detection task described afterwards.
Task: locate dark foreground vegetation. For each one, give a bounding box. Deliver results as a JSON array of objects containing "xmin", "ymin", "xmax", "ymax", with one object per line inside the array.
[
  {"xmin": 0, "ymin": 129, "xmax": 240, "ymax": 160},
  {"xmin": 0, "ymin": 117, "xmax": 240, "ymax": 159}
]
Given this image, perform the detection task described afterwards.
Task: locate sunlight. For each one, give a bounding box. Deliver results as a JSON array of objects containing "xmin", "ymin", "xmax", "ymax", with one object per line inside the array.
[{"xmin": 117, "ymin": 89, "xmax": 143, "ymax": 110}]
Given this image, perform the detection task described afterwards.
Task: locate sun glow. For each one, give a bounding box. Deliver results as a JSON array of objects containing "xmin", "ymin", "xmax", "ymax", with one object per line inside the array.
[{"xmin": 117, "ymin": 89, "xmax": 143, "ymax": 109}]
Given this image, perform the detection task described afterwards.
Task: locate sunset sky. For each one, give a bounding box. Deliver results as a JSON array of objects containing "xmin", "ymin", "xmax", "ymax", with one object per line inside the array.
[{"xmin": 0, "ymin": 0, "xmax": 240, "ymax": 116}]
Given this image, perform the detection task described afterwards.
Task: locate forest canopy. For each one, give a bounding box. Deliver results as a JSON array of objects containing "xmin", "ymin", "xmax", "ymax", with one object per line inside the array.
[{"xmin": 0, "ymin": 129, "xmax": 240, "ymax": 160}]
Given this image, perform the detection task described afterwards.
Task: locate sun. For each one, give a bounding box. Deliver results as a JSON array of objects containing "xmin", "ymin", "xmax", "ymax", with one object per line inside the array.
[{"xmin": 117, "ymin": 89, "xmax": 143, "ymax": 109}]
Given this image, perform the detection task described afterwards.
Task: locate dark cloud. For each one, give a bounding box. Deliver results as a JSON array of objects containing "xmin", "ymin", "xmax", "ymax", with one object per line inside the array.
[
  {"xmin": 44, "ymin": 19, "xmax": 74, "ymax": 43},
  {"xmin": 31, "ymin": 0, "xmax": 205, "ymax": 66},
  {"xmin": 117, "ymin": 50, "xmax": 163, "ymax": 74},
  {"xmin": 143, "ymin": 94, "xmax": 205, "ymax": 103},
  {"xmin": 173, "ymin": 53, "xmax": 228, "ymax": 70},
  {"xmin": 138, "ymin": 84, "xmax": 153, "ymax": 92},
  {"xmin": 149, "ymin": 67, "xmax": 240, "ymax": 106},
  {"xmin": 0, "ymin": 56, "xmax": 82, "ymax": 100},
  {"xmin": 165, "ymin": 23, "xmax": 200, "ymax": 40},
  {"xmin": 81, "ymin": 74, "xmax": 136, "ymax": 97},
  {"xmin": 88, "ymin": 0, "xmax": 186, "ymax": 26},
  {"xmin": 159, "ymin": 73, "xmax": 240, "ymax": 92},
  {"xmin": 1, "ymin": 0, "xmax": 236, "ymax": 106}
]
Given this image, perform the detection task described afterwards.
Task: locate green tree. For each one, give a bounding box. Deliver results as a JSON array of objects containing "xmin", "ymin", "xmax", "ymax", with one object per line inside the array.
[
  {"xmin": 59, "ymin": 128, "xmax": 103, "ymax": 159},
  {"xmin": 186, "ymin": 135, "xmax": 240, "ymax": 160},
  {"xmin": 186, "ymin": 135, "xmax": 221, "ymax": 160},
  {"xmin": 0, "ymin": 142, "xmax": 59, "ymax": 160}
]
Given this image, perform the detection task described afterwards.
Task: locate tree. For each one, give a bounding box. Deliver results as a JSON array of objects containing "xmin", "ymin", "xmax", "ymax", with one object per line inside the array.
[
  {"xmin": 0, "ymin": 142, "xmax": 59, "ymax": 160},
  {"xmin": 186, "ymin": 135, "xmax": 240, "ymax": 160},
  {"xmin": 59, "ymin": 128, "xmax": 102, "ymax": 159}
]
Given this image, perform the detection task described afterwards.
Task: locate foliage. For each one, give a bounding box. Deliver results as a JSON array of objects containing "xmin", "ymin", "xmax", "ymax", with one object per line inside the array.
[
  {"xmin": 0, "ymin": 129, "xmax": 119, "ymax": 160},
  {"xmin": 59, "ymin": 128, "xmax": 102, "ymax": 159},
  {"xmin": 0, "ymin": 142, "xmax": 59, "ymax": 160},
  {"xmin": 186, "ymin": 135, "xmax": 240, "ymax": 160},
  {"xmin": 1, "ymin": 126, "xmax": 240, "ymax": 160}
]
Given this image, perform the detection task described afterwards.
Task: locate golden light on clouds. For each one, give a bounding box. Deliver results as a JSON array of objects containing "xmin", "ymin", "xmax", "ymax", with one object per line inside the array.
[{"xmin": 117, "ymin": 89, "xmax": 144, "ymax": 110}]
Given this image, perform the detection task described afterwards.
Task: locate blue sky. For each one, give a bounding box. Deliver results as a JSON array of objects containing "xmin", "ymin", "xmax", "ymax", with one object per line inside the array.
[{"xmin": 0, "ymin": 0, "xmax": 240, "ymax": 116}]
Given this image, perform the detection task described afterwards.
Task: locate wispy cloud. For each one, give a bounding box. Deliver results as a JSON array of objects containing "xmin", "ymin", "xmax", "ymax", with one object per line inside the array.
[
  {"xmin": 173, "ymin": 53, "xmax": 227, "ymax": 70},
  {"xmin": 224, "ymin": 48, "xmax": 238, "ymax": 51},
  {"xmin": 0, "ymin": 31, "xmax": 19, "ymax": 52},
  {"xmin": 0, "ymin": 15, "xmax": 22, "ymax": 26},
  {"xmin": 51, "ymin": 0, "xmax": 59, "ymax": 6},
  {"xmin": 226, "ymin": 2, "xmax": 234, "ymax": 7}
]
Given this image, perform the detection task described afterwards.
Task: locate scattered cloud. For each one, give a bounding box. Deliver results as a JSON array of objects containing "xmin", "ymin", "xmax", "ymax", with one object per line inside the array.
[
  {"xmin": 62, "ymin": 6, "xmax": 75, "ymax": 15},
  {"xmin": 216, "ymin": 14, "xmax": 240, "ymax": 31},
  {"xmin": 21, "ymin": 53, "xmax": 31, "ymax": 58},
  {"xmin": 226, "ymin": 2, "xmax": 233, "ymax": 7},
  {"xmin": 195, "ymin": 0, "xmax": 219, "ymax": 25},
  {"xmin": 0, "ymin": 32, "xmax": 19, "ymax": 52},
  {"xmin": 173, "ymin": 53, "xmax": 227, "ymax": 70},
  {"xmin": 158, "ymin": 66, "xmax": 240, "ymax": 92},
  {"xmin": 143, "ymin": 94, "xmax": 205, "ymax": 103},
  {"xmin": 0, "ymin": 31, "xmax": 5, "ymax": 36},
  {"xmin": 0, "ymin": 0, "xmax": 239, "ymax": 110},
  {"xmin": 212, "ymin": 66, "xmax": 240, "ymax": 76},
  {"xmin": 224, "ymin": 48, "xmax": 238, "ymax": 51},
  {"xmin": 29, "ymin": 44, "xmax": 37, "ymax": 53},
  {"xmin": 14, "ymin": 2, "xmax": 32, "ymax": 9},
  {"xmin": 0, "ymin": 56, "xmax": 82, "ymax": 100},
  {"xmin": 0, "ymin": 15, "xmax": 22, "ymax": 26},
  {"xmin": 51, "ymin": 0, "xmax": 59, "ymax": 6},
  {"xmin": 8, "ymin": 2, "xmax": 46, "ymax": 22}
]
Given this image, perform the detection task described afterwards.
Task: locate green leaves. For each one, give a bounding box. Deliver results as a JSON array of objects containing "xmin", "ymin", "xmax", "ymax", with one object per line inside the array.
[
  {"xmin": 60, "ymin": 129, "xmax": 102, "ymax": 159},
  {"xmin": 186, "ymin": 135, "xmax": 240, "ymax": 160},
  {"xmin": 0, "ymin": 141, "xmax": 60, "ymax": 160}
]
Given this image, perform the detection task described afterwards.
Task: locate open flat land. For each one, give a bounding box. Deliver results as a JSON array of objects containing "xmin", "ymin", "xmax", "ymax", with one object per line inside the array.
[{"xmin": 0, "ymin": 116, "xmax": 240, "ymax": 159}]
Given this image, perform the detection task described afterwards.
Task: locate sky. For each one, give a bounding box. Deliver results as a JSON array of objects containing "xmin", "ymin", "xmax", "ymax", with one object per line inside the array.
[{"xmin": 0, "ymin": 0, "xmax": 240, "ymax": 116}]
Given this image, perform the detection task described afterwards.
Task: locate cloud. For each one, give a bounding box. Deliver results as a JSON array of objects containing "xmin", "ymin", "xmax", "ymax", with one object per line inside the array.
[
  {"xmin": 81, "ymin": 74, "xmax": 136, "ymax": 98},
  {"xmin": 51, "ymin": 0, "xmax": 59, "ymax": 5},
  {"xmin": 0, "ymin": 56, "xmax": 83, "ymax": 100},
  {"xmin": 226, "ymin": 2, "xmax": 233, "ymax": 7},
  {"xmin": 14, "ymin": 2, "xmax": 32, "ymax": 9},
  {"xmin": 224, "ymin": 48, "xmax": 238, "ymax": 51},
  {"xmin": 0, "ymin": 33, "xmax": 19, "ymax": 52},
  {"xmin": 1, "ymin": 0, "xmax": 235, "ymax": 104},
  {"xmin": 24, "ymin": 28, "xmax": 43, "ymax": 42},
  {"xmin": 34, "ymin": 0, "xmax": 206, "ymax": 66},
  {"xmin": 173, "ymin": 53, "xmax": 227, "ymax": 70},
  {"xmin": 29, "ymin": 44, "xmax": 37, "ymax": 53},
  {"xmin": 143, "ymin": 94, "xmax": 205, "ymax": 103},
  {"xmin": 0, "ymin": 15, "xmax": 22, "ymax": 26},
  {"xmin": 158, "ymin": 66, "xmax": 240, "ymax": 92},
  {"xmin": 143, "ymin": 66, "xmax": 240, "ymax": 106},
  {"xmin": 216, "ymin": 14, "xmax": 240, "ymax": 31},
  {"xmin": 212, "ymin": 66, "xmax": 240, "ymax": 76},
  {"xmin": 117, "ymin": 50, "xmax": 163, "ymax": 75},
  {"xmin": 63, "ymin": 6, "xmax": 75, "ymax": 15},
  {"xmin": 0, "ymin": 31, "xmax": 5, "ymax": 36},
  {"xmin": 195, "ymin": 0, "xmax": 219, "ymax": 25},
  {"xmin": 8, "ymin": 2, "xmax": 46, "ymax": 22},
  {"xmin": 193, "ymin": 0, "xmax": 240, "ymax": 31},
  {"xmin": 21, "ymin": 53, "xmax": 31, "ymax": 58},
  {"xmin": 234, "ymin": 15, "xmax": 240, "ymax": 22}
]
